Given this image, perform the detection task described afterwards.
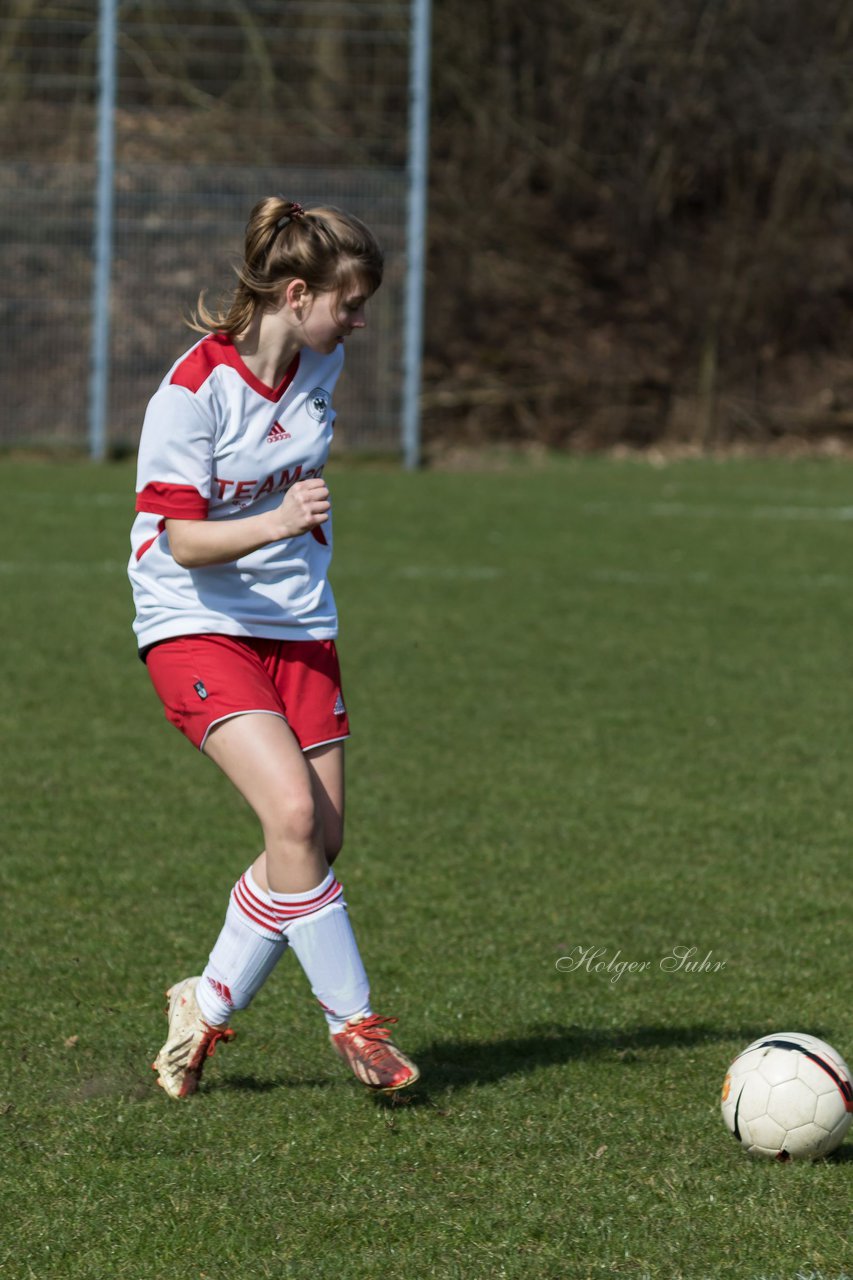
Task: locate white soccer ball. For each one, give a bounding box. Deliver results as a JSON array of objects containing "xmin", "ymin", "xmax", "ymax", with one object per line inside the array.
[{"xmin": 721, "ymin": 1032, "xmax": 853, "ymax": 1161}]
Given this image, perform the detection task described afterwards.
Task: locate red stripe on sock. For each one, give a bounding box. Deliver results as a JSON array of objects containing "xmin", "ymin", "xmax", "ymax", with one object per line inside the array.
[
  {"xmin": 271, "ymin": 878, "xmax": 343, "ymax": 923},
  {"xmin": 232, "ymin": 875, "xmax": 281, "ymax": 936}
]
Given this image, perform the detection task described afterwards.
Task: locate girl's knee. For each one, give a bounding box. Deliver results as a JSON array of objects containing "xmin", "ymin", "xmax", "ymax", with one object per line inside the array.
[{"xmin": 264, "ymin": 789, "xmax": 319, "ymax": 850}]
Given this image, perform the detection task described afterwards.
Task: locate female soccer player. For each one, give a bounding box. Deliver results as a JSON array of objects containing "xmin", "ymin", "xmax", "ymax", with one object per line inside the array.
[{"xmin": 128, "ymin": 196, "xmax": 419, "ymax": 1100}]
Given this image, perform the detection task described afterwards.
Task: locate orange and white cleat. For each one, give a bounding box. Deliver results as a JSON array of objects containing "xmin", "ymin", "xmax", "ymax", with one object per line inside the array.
[
  {"xmin": 330, "ymin": 1013, "xmax": 419, "ymax": 1093},
  {"xmin": 152, "ymin": 977, "xmax": 235, "ymax": 1099}
]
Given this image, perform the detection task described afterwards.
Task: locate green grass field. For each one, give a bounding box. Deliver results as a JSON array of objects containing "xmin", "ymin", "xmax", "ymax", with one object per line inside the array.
[{"xmin": 2, "ymin": 453, "xmax": 853, "ymax": 1280}]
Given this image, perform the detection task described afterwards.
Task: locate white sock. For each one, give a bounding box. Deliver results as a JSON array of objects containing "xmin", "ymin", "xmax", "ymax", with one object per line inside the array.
[
  {"xmin": 196, "ymin": 867, "xmax": 288, "ymax": 1026},
  {"xmin": 270, "ymin": 871, "xmax": 372, "ymax": 1033}
]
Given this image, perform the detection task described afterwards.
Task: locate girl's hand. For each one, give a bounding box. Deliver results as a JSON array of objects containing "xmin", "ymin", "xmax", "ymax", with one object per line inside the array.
[{"xmin": 275, "ymin": 478, "xmax": 331, "ymax": 538}]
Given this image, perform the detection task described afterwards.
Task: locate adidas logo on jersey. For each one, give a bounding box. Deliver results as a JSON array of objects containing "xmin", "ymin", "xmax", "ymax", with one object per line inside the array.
[{"xmin": 265, "ymin": 421, "xmax": 292, "ymax": 444}]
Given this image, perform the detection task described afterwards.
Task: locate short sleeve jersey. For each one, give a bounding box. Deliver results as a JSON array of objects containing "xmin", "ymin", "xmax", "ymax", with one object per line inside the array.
[{"xmin": 128, "ymin": 333, "xmax": 345, "ymax": 651}]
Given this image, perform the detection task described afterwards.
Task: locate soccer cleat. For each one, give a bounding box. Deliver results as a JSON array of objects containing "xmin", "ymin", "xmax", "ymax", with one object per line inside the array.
[
  {"xmin": 151, "ymin": 976, "xmax": 235, "ymax": 1099},
  {"xmin": 330, "ymin": 1013, "xmax": 420, "ymax": 1093}
]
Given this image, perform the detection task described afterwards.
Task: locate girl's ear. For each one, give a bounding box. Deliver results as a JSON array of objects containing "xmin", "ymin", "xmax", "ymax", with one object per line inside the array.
[{"xmin": 284, "ymin": 277, "xmax": 311, "ymax": 310}]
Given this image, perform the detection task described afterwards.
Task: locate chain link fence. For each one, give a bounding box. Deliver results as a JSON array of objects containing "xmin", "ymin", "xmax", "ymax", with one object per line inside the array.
[{"xmin": 1, "ymin": 1, "xmax": 415, "ymax": 453}]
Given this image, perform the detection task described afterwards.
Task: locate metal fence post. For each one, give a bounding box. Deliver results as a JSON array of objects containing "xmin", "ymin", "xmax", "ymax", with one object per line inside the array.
[
  {"xmin": 89, "ymin": 0, "xmax": 117, "ymax": 461},
  {"xmin": 5, "ymin": 4, "xmax": 412, "ymax": 454},
  {"xmin": 402, "ymin": 0, "xmax": 432, "ymax": 470}
]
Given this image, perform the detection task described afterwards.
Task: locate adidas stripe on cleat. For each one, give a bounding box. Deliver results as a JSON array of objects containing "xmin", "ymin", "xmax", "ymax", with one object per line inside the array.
[{"xmin": 151, "ymin": 976, "xmax": 235, "ymax": 1099}]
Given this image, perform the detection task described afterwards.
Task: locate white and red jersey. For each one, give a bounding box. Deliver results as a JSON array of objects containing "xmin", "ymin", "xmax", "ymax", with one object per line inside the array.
[{"xmin": 128, "ymin": 332, "xmax": 345, "ymax": 651}]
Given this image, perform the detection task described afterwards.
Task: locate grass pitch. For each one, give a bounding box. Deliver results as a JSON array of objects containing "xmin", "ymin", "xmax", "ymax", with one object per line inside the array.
[{"xmin": 1, "ymin": 453, "xmax": 853, "ymax": 1280}]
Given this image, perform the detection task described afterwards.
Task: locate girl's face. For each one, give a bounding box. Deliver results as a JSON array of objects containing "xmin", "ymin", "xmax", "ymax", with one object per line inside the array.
[{"xmin": 299, "ymin": 283, "xmax": 369, "ymax": 355}]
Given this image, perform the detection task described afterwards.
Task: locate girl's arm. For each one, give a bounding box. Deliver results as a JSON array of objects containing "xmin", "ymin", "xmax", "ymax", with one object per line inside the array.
[{"xmin": 165, "ymin": 478, "xmax": 330, "ymax": 568}]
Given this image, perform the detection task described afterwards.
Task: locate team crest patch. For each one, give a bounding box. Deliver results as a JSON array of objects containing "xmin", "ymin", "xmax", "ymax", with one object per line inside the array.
[{"xmin": 307, "ymin": 388, "xmax": 331, "ymax": 422}]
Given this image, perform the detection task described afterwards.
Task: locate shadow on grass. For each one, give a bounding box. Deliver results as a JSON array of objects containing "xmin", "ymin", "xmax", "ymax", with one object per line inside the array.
[
  {"xmin": 209, "ymin": 1023, "xmax": 852, "ymax": 1138},
  {"xmin": 401, "ymin": 1021, "xmax": 794, "ymax": 1100},
  {"xmin": 218, "ymin": 1073, "xmax": 335, "ymax": 1093}
]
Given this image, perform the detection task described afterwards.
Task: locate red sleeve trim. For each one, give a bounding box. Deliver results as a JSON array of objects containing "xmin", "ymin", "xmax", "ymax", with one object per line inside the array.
[{"xmin": 136, "ymin": 482, "xmax": 209, "ymax": 519}]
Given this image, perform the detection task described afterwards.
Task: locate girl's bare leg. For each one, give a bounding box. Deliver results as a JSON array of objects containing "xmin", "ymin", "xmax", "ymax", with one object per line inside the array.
[
  {"xmin": 247, "ymin": 740, "xmax": 345, "ymax": 892},
  {"xmin": 203, "ymin": 713, "xmax": 328, "ymax": 893}
]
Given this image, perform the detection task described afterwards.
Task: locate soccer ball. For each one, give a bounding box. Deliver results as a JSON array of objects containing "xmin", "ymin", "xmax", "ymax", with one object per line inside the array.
[{"xmin": 721, "ymin": 1032, "xmax": 853, "ymax": 1161}]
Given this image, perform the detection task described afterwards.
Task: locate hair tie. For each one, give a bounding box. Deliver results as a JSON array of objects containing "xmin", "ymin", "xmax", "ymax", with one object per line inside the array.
[{"xmin": 276, "ymin": 200, "xmax": 305, "ymax": 229}]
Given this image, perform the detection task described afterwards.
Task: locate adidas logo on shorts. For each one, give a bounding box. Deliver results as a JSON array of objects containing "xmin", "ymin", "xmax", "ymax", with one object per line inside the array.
[{"xmin": 333, "ymin": 693, "xmax": 346, "ymax": 716}]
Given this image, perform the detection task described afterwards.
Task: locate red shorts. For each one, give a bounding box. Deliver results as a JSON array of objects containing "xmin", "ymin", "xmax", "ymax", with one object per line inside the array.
[{"xmin": 145, "ymin": 634, "xmax": 350, "ymax": 753}]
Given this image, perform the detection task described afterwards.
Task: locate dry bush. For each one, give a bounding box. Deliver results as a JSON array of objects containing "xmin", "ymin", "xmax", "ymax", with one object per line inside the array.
[
  {"xmin": 3, "ymin": 0, "xmax": 852, "ymax": 450},
  {"xmin": 424, "ymin": 0, "xmax": 853, "ymax": 450}
]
